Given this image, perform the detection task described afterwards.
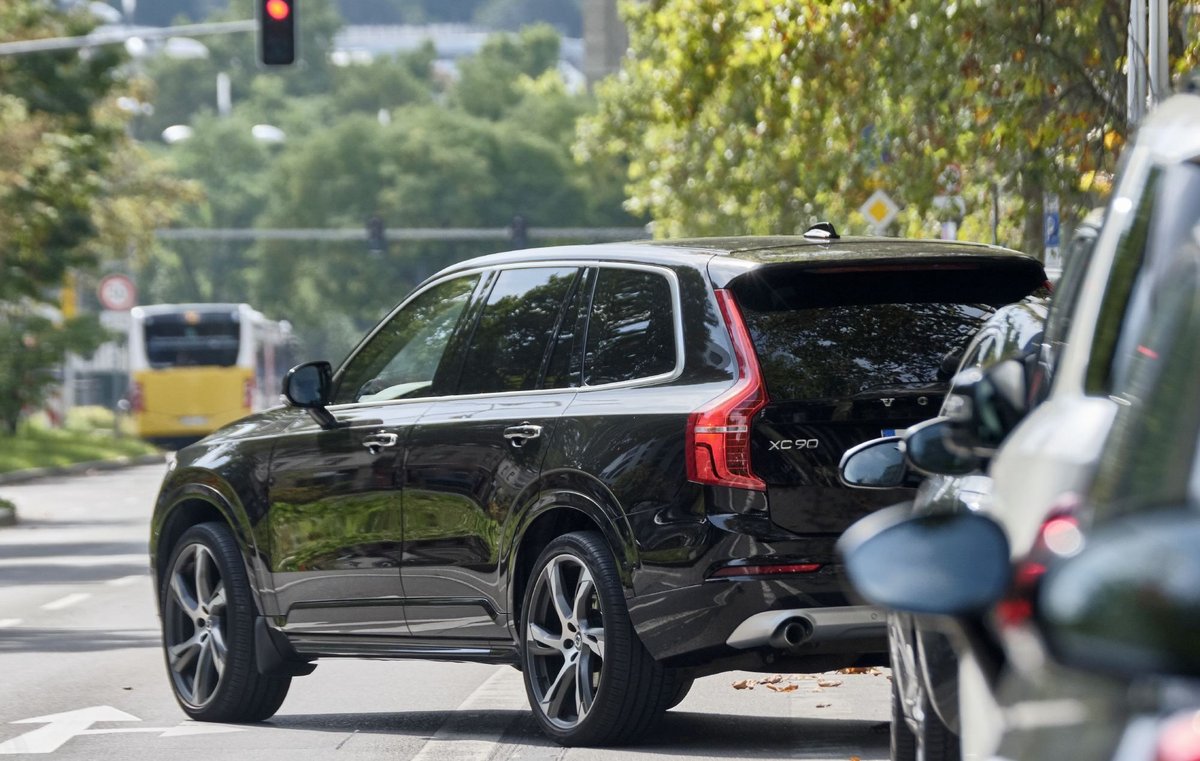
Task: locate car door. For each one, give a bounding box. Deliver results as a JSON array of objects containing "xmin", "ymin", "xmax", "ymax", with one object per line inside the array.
[
  {"xmin": 266, "ymin": 273, "xmax": 483, "ymax": 637},
  {"xmin": 401, "ymin": 265, "xmax": 585, "ymax": 641}
]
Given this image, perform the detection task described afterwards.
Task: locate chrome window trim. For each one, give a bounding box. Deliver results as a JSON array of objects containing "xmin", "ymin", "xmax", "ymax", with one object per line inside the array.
[{"xmin": 328, "ymin": 259, "xmax": 687, "ymax": 412}]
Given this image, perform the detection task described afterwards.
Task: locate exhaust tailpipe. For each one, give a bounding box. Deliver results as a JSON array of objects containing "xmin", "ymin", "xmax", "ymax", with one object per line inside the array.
[{"xmin": 769, "ymin": 617, "xmax": 815, "ymax": 649}]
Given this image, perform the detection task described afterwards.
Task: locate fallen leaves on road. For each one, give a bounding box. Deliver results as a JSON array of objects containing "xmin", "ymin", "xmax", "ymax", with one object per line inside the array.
[
  {"xmin": 765, "ymin": 683, "xmax": 799, "ymax": 693},
  {"xmin": 732, "ymin": 668, "xmax": 884, "ymax": 692}
]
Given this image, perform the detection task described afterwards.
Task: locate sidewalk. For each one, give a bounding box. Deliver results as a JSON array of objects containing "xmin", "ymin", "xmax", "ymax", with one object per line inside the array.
[
  {"xmin": 0, "ymin": 453, "xmax": 168, "ymax": 526},
  {"xmin": 0, "ymin": 452, "xmax": 167, "ymax": 486}
]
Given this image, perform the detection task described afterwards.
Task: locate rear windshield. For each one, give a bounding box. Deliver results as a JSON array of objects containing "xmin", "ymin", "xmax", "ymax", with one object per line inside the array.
[
  {"xmin": 742, "ymin": 302, "xmax": 991, "ymax": 400},
  {"xmin": 144, "ymin": 316, "xmax": 241, "ymax": 368}
]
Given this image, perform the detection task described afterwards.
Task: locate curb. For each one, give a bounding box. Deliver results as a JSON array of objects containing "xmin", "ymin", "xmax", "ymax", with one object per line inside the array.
[{"xmin": 0, "ymin": 453, "xmax": 168, "ymax": 486}]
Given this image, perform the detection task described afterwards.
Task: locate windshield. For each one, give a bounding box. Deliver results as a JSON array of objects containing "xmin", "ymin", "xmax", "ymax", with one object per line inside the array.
[
  {"xmin": 143, "ymin": 316, "xmax": 241, "ymax": 368},
  {"xmin": 743, "ymin": 302, "xmax": 991, "ymax": 400}
]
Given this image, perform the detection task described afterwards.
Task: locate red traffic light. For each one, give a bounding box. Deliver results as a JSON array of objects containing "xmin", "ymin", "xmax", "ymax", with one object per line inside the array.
[{"xmin": 265, "ymin": 0, "xmax": 290, "ymax": 21}]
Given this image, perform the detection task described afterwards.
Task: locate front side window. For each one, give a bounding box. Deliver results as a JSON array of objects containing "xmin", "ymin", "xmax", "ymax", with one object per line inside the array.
[
  {"xmin": 583, "ymin": 268, "xmax": 677, "ymax": 386},
  {"xmin": 334, "ymin": 274, "xmax": 479, "ymax": 404},
  {"xmin": 457, "ymin": 267, "xmax": 580, "ymax": 395}
]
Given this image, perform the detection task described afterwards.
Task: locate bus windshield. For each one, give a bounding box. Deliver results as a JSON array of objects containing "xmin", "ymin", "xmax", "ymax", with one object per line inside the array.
[{"xmin": 144, "ymin": 315, "xmax": 240, "ymax": 368}]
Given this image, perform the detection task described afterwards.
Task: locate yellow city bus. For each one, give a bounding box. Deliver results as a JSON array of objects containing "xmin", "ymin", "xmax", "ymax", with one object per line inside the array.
[{"xmin": 127, "ymin": 303, "xmax": 293, "ymax": 447}]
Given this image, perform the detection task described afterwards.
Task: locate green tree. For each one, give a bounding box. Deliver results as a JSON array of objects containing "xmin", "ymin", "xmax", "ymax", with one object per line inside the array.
[
  {"xmin": 0, "ymin": 1, "xmax": 195, "ymax": 431},
  {"xmin": 581, "ymin": 0, "xmax": 1200, "ymax": 252}
]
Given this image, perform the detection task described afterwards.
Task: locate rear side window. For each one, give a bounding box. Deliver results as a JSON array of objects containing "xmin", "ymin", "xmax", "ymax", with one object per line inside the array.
[
  {"xmin": 457, "ymin": 267, "xmax": 580, "ymax": 395},
  {"xmin": 742, "ymin": 302, "xmax": 990, "ymax": 400},
  {"xmin": 583, "ymin": 268, "xmax": 677, "ymax": 385}
]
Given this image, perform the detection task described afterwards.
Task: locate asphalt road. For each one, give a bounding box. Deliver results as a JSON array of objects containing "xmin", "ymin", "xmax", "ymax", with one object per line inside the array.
[{"xmin": 0, "ymin": 464, "xmax": 890, "ymax": 760}]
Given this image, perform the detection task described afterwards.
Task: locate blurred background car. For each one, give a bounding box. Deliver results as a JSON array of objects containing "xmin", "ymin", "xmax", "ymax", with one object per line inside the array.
[
  {"xmin": 839, "ymin": 296, "xmax": 1047, "ymax": 761},
  {"xmin": 836, "ymin": 89, "xmax": 1200, "ymax": 761}
]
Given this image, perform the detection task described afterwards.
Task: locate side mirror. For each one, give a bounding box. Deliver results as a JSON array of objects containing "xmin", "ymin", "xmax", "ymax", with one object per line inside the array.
[
  {"xmin": 1040, "ymin": 508, "xmax": 1200, "ymax": 679},
  {"xmin": 838, "ymin": 505, "xmax": 1011, "ymax": 616},
  {"xmin": 903, "ymin": 418, "xmax": 980, "ymax": 476},
  {"xmin": 283, "ymin": 361, "xmax": 332, "ymax": 408},
  {"xmin": 839, "ymin": 437, "xmax": 921, "ymax": 489},
  {"xmin": 942, "ymin": 358, "xmax": 1028, "ymax": 457},
  {"xmin": 283, "ymin": 361, "xmax": 340, "ymax": 429}
]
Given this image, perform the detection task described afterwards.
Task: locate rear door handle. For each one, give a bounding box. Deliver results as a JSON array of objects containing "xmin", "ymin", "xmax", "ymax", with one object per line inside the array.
[
  {"xmin": 503, "ymin": 424, "xmax": 542, "ymax": 447},
  {"xmin": 362, "ymin": 432, "xmax": 399, "ymax": 453}
]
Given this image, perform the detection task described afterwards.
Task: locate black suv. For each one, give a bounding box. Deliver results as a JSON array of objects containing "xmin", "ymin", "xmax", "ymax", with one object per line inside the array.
[{"xmin": 149, "ymin": 231, "xmax": 1044, "ymax": 745}]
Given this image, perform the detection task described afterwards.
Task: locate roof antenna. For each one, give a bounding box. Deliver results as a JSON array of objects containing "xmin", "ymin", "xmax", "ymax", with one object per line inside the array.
[{"xmin": 804, "ymin": 222, "xmax": 840, "ymax": 240}]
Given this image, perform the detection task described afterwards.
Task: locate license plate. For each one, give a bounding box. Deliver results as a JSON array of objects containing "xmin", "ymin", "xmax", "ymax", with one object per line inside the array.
[
  {"xmin": 180, "ymin": 416, "xmax": 209, "ymax": 426},
  {"xmin": 881, "ymin": 428, "xmax": 908, "ymax": 437}
]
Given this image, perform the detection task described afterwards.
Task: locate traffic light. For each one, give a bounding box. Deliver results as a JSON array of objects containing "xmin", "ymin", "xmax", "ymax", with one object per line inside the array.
[{"xmin": 258, "ymin": 0, "xmax": 295, "ymax": 66}]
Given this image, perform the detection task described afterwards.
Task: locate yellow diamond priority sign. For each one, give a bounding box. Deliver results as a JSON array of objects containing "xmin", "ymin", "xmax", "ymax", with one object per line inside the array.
[{"xmin": 859, "ymin": 189, "xmax": 899, "ymax": 233}]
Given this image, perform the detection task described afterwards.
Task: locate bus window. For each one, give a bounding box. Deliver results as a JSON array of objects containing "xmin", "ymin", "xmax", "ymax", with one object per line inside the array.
[{"xmin": 144, "ymin": 316, "xmax": 240, "ymax": 368}]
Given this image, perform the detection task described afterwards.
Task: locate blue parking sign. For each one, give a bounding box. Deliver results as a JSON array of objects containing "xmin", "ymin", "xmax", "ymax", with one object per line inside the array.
[{"xmin": 1045, "ymin": 211, "xmax": 1061, "ymax": 247}]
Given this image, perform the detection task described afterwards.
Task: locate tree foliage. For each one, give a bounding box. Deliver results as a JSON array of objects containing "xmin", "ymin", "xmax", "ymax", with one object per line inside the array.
[
  {"xmin": 0, "ymin": 0, "xmax": 196, "ymax": 432},
  {"xmin": 139, "ymin": 20, "xmax": 636, "ymax": 363},
  {"xmin": 581, "ymin": 0, "xmax": 1200, "ymax": 252}
]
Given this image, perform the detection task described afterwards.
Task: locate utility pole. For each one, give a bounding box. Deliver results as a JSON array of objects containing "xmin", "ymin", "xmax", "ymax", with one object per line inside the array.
[
  {"xmin": 1129, "ymin": 0, "xmax": 1171, "ymax": 125},
  {"xmin": 1129, "ymin": 0, "xmax": 1148, "ymax": 125}
]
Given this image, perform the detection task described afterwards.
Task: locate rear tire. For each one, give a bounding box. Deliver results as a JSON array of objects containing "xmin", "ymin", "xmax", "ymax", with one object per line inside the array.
[
  {"xmin": 665, "ymin": 673, "xmax": 695, "ymax": 709},
  {"xmin": 520, "ymin": 531, "xmax": 675, "ymax": 746},
  {"xmin": 890, "ymin": 672, "xmax": 960, "ymax": 761},
  {"xmin": 159, "ymin": 522, "xmax": 290, "ymax": 722},
  {"xmin": 891, "ymin": 677, "xmax": 918, "ymax": 761}
]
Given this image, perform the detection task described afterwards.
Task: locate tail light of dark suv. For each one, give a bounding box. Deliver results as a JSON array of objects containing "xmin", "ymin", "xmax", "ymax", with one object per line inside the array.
[{"xmin": 686, "ymin": 289, "xmax": 768, "ymax": 492}]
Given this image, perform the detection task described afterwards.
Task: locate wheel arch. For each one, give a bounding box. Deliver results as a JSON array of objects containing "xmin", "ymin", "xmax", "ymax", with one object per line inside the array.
[
  {"xmin": 152, "ymin": 478, "xmax": 265, "ymax": 614},
  {"xmin": 505, "ymin": 476, "xmax": 640, "ymax": 639}
]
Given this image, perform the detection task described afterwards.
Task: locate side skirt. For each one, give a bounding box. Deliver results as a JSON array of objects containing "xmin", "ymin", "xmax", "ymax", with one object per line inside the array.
[{"xmin": 288, "ymin": 633, "xmax": 521, "ymax": 666}]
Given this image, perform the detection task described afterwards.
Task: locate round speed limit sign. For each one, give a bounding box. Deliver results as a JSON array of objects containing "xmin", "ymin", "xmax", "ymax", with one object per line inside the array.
[{"xmin": 97, "ymin": 273, "xmax": 137, "ymax": 311}]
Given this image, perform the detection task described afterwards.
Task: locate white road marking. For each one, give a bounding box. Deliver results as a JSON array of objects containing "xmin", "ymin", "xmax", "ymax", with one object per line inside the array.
[
  {"xmin": 0, "ymin": 619, "xmax": 22, "ymax": 628},
  {"xmin": 41, "ymin": 593, "xmax": 91, "ymax": 611},
  {"xmin": 0, "ymin": 706, "xmax": 138, "ymax": 754},
  {"xmin": 106, "ymin": 575, "xmax": 146, "ymax": 587},
  {"xmin": 0, "ymin": 708, "xmax": 241, "ymax": 754},
  {"xmin": 0, "ymin": 554, "xmax": 146, "ymax": 569},
  {"xmin": 408, "ymin": 667, "xmax": 528, "ymax": 761}
]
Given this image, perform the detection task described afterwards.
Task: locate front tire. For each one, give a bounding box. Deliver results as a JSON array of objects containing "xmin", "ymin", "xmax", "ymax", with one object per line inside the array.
[
  {"xmin": 159, "ymin": 522, "xmax": 290, "ymax": 722},
  {"xmin": 520, "ymin": 531, "xmax": 675, "ymax": 746}
]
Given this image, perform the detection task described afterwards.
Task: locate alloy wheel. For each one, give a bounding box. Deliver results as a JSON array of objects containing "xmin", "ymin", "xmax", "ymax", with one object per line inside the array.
[
  {"xmin": 163, "ymin": 542, "xmax": 228, "ymax": 708},
  {"xmin": 525, "ymin": 553, "xmax": 606, "ymax": 730}
]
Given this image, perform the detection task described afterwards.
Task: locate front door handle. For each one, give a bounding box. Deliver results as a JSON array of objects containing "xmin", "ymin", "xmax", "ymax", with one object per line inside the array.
[
  {"xmin": 503, "ymin": 424, "xmax": 543, "ymax": 447},
  {"xmin": 362, "ymin": 432, "xmax": 399, "ymax": 454}
]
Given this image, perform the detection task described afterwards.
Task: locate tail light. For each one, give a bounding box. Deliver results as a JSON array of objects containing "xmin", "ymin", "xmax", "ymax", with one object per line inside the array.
[
  {"xmin": 128, "ymin": 382, "xmax": 144, "ymax": 413},
  {"xmin": 243, "ymin": 378, "xmax": 255, "ymax": 409},
  {"xmin": 996, "ymin": 494, "xmax": 1084, "ymax": 628},
  {"xmin": 686, "ymin": 289, "xmax": 767, "ymax": 491},
  {"xmin": 709, "ymin": 562, "xmax": 822, "ymax": 579},
  {"xmin": 1158, "ymin": 710, "xmax": 1200, "ymax": 761}
]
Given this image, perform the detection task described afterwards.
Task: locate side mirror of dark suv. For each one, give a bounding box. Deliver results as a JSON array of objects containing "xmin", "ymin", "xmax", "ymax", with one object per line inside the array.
[{"xmin": 283, "ymin": 361, "xmax": 340, "ymax": 429}]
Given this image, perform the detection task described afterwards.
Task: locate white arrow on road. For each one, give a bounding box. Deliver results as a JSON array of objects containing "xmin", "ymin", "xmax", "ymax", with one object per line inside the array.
[{"xmin": 0, "ymin": 707, "xmax": 241, "ymax": 754}]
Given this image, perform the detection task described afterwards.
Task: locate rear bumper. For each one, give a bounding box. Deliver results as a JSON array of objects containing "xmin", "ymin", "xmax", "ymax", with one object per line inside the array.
[
  {"xmin": 626, "ymin": 574, "xmax": 888, "ymax": 665},
  {"xmin": 726, "ymin": 605, "xmax": 887, "ymax": 650}
]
